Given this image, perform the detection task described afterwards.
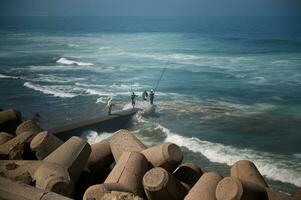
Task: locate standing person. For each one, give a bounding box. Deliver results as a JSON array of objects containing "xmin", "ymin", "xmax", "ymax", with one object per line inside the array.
[
  {"xmin": 131, "ymin": 92, "xmax": 138, "ymax": 109},
  {"xmin": 106, "ymin": 97, "xmax": 114, "ymax": 115},
  {"xmin": 142, "ymin": 90, "xmax": 148, "ymax": 101},
  {"xmin": 150, "ymin": 89, "xmax": 155, "ymax": 105}
]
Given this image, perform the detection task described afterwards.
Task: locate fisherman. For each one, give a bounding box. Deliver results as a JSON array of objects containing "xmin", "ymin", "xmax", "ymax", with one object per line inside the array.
[
  {"xmin": 150, "ymin": 89, "xmax": 155, "ymax": 105},
  {"xmin": 106, "ymin": 97, "xmax": 114, "ymax": 115},
  {"xmin": 142, "ymin": 90, "xmax": 148, "ymax": 101},
  {"xmin": 131, "ymin": 92, "xmax": 138, "ymax": 109}
]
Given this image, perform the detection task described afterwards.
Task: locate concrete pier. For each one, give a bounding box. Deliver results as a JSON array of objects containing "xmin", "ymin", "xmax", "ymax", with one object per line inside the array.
[{"xmin": 49, "ymin": 109, "xmax": 137, "ymax": 141}]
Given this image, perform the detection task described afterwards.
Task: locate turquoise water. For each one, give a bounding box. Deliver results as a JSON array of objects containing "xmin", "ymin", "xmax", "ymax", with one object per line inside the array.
[{"xmin": 1, "ymin": 16, "xmax": 301, "ymax": 193}]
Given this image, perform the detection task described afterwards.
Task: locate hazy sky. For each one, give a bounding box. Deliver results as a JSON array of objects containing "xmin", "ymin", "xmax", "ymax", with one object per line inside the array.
[{"xmin": 0, "ymin": 0, "xmax": 300, "ymax": 16}]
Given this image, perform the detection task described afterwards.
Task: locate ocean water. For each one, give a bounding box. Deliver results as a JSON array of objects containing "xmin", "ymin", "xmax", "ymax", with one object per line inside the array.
[{"xmin": 1, "ymin": 16, "xmax": 301, "ymax": 193}]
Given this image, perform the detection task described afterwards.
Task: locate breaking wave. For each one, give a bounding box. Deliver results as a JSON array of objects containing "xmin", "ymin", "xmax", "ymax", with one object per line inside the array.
[
  {"xmin": 157, "ymin": 124, "xmax": 301, "ymax": 186},
  {"xmin": 56, "ymin": 57, "xmax": 94, "ymax": 66},
  {"xmin": 23, "ymin": 82, "xmax": 77, "ymax": 98},
  {"xmin": 81, "ymin": 130, "xmax": 112, "ymax": 144}
]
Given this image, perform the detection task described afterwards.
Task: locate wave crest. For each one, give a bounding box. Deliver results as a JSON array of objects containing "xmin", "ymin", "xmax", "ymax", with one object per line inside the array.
[
  {"xmin": 158, "ymin": 124, "xmax": 301, "ymax": 186},
  {"xmin": 23, "ymin": 82, "xmax": 77, "ymax": 98},
  {"xmin": 56, "ymin": 57, "xmax": 94, "ymax": 66}
]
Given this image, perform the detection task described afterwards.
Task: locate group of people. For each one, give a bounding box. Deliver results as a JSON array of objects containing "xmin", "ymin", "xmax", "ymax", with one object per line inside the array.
[
  {"xmin": 131, "ymin": 89, "xmax": 155, "ymax": 109},
  {"xmin": 105, "ymin": 89, "xmax": 155, "ymax": 115}
]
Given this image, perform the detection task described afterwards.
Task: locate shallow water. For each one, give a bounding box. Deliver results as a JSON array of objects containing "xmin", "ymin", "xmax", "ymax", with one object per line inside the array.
[{"xmin": 1, "ymin": 16, "xmax": 301, "ymax": 193}]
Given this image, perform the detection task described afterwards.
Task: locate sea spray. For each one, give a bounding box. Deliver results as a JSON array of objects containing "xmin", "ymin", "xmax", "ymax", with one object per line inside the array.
[{"xmin": 81, "ymin": 130, "xmax": 112, "ymax": 144}]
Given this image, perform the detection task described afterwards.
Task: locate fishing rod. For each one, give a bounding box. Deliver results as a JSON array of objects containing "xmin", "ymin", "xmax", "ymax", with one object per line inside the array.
[{"xmin": 154, "ymin": 55, "xmax": 171, "ymax": 91}]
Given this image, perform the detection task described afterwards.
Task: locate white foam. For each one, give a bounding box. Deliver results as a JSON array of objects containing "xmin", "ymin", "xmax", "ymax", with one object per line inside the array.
[
  {"xmin": 85, "ymin": 88, "xmax": 116, "ymax": 97},
  {"xmin": 81, "ymin": 130, "xmax": 112, "ymax": 144},
  {"xmin": 158, "ymin": 124, "xmax": 301, "ymax": 186},
  {"xmin": 96, "ymin": 97, "xmax": 107, "ymax": 104},
  {"xmin": 23, "ymin": 82, "xmax": 77, "ymax": 98},
  {"xmin": 0, "ymin": 74, "xmax": 18, "ymax": 79},
  {"xmin": 67, "ymin": 44, "xmax": 79, "ymax": 48},
  {"xmin": 56, "ymin": 57, "xmax": 94, "ymax": 66}
]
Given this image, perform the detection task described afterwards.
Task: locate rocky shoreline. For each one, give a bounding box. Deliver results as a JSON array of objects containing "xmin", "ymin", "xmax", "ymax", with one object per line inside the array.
[{"xmin": 0, "ymin": 108, "xmax": 300, "ymax": 200}]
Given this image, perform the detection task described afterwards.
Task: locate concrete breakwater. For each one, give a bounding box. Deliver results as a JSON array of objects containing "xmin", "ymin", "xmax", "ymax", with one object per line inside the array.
[{"xmin": 0, "ymin": 108, "xmax": 300, "ymax": 200}]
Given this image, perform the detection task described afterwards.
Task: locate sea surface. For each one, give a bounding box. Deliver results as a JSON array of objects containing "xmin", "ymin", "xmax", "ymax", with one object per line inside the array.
[{"xmin": 1, "ymin": 16, "xmax": 301, "ymax": 193}]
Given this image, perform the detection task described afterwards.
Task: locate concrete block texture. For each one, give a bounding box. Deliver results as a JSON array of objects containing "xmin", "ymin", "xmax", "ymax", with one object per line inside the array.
[
  {"xmin": 231, "ymin": 160, "xmax": 268, "ymax": 188},
  {"xmin": 0, "ymin": 131, "xmax": 34, "ymax": 160},
  {"xmin": 216, "ymin": 176, "xmax": 268, "ymax": 200},
  {"xmin": 16, "ymin": 120, "xmax": 43, "ymax": 136},
  {"xmin": 44, "ymin": 136, "xmax": 91, "ymax": 182},
  {"xmin": 86, "ymin": 138, "xmax": 114, "ymax": 175},
  {"xmin": 0, "ymin": 132, "xmax": 14, "ymax": 145},
  {"xmin": 0, "ymin": 176, "xmax": 72, "ymax": 200},
  {"xmin": 143, "ymin": 167, "xmax": 188, "ymax": 200},
  {"xmin": 0, "ymin": 160, "xmax": 72, "ymax": 196},
  {"xmin": 0, "ymin": 109, "xmax": 22, "ymax": 134},
  {"xmin": 109, "ymin": 129, "xmax": 147, "ymax": 161},
  {"xmin": 184, "ymin": 172, "xmax": 223, "ymax": 200},
  {"xmin": 142, "ymin": 142, "xmax": 183, "ymax": 173},
  {"xmin": 83, "ymin": 183, "xmax": 133, "ymax": 200},
  {"xmin": 105, "ymin": 151, "xmax": 148, "ymax": 197},
  {"xmin": 30, "ymin": 131, "xmax": 63, "ymax": 160}
]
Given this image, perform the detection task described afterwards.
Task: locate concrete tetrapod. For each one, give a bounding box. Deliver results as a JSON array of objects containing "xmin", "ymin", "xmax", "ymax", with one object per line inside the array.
[
  {"xmin": 0, "ymin": 131, "xmax": 34, "ymax": 160},
  {"xmin": 44, "ymin": 136, "xmax": 91, "ymax": 183},
  {"xmin": 105, "ymin": 151, "xmax": 148, "ymax": 197},
  {"xmin": 142, "ymin": 142, "xmax": 183, "ymax": 173},
  {"xmin": 0, "ymin": 160, "xmax": 43, "ymax": 185},
  {"xmin": 231, "ymin": 160, "xmax": 268, "ymax": 188},
  {"xmin": 0, "ymin": 176, "xmax": 72, "ymax": 200},
  {"xmin": 109, "ymin": 129, "xmax": 147, "ymax": 161},
  {"xmin": 16, "ymin": 119, "xmax": 43, "ymax": 136},
  {"xmin": 83, "ymin": 183, "xmax": 134, "ymax": 200},
  {"xmin": 33, "ymin": 163, "xmax": 72, "ymax": 196},
  {"xmin": 216, "ymin": 176, "xmax": 269, "ymax": 200},
  {"xmin": 0, "ymin": 109, "xmax": 22, "ymax": 133},
  {"xmin": 84, "ymin": 152, "xmax": 148, "ymax": 200},
  {"xmin": 184, "ymin": 172, "xmax": 223, "ymax": 200},
  {"xmin": 143, "ymin": 167, "xmax": 188, "ymax": 200},
  {"xmin": 0, "ymin": 132, "xmax": 14, "ymax": 145},
  {"xmin": 102, "ymin": 191, "xmax": 144, "ymax": 200},
  {"xmin": 30, "ymin": 131, "xmax": 63, "ymax": 160},
  {"xmin": 86, "ymin": 138, "xmax": 114, "ymax": 176},
  {"xmin": 0, "ymin": 160, "xmax": 72, "ymax": 196},
  {"xmin": 173, "ymin": 162, "xmax": 203, "ymax": 190}
]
